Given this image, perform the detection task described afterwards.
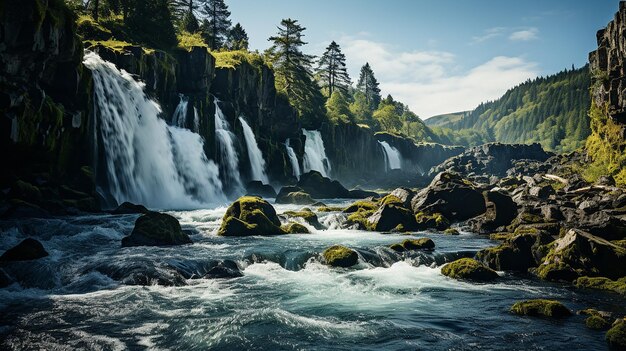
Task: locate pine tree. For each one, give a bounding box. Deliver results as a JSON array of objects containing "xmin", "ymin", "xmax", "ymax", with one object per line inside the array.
[
  {"xmin": 228, "ymin": 23, "xmax": 249, "ymax": 50},
  {"xmin": 326, "ymin": 91, "xmax": 353, "ymax": 124},
  {"xmin": 267, "ymin": 18, "xmax": 326, "ymax": 127},
  {"xmin": 126, "ymin": 0, "xmax": 178, "ymax": 49},
  {"xmin": 356, "ymin": 63, "xmax": 381, "ymax": 111},
  {"xmin": 316, "ymin": 41, "xmax": 351, "ymax": 97},
  {"xmin": 201, "ymin": 0, "xmax": 231, "ymax": 50}
]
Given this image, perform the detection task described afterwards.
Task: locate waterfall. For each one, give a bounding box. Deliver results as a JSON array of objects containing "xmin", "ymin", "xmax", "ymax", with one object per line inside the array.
[
  {"xmin": 302, "ymin": 129, "xmax": 331, "ymax": 177},
  {"xmin": 83, "ymin": 51, "xmax": 224, "ymax": 209},
  {"xmin": 285, "ymin": 139, "xmax": 301, "ymax": 180},
  {"xmin": 378, "ymin": 141, "xmax": 402, "ymax": 171},
  {"xmin": 214, "ymin": 97, "xmax": 243, "ymax": 192},
  {"xmin": 172, "ymin": 94, "xmax": 189, "ymax": 128},
  {"xmin": 238, "ymin": 116, "xmax": 269, "ymax": 183},
  {"xmin": 193, "ymin": 107, "xmax": 200, "ymax": 133}
]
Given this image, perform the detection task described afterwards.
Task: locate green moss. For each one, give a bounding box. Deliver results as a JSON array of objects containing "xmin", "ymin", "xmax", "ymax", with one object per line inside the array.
[
  {"xmin": 443, "ymin": 228, "xmax": 460, "ymax": 235},
  {"xmin": 76, "ymin": 14, "xmax": 112, "ymax": 40},
  {"xmin": 322, "ymin": 245, "xmax": 358, "ymax": 267},
  {"xmin": 344, "ymin": 209, "xmax": 376, "ymax": 231},
  {"xmin": 490, "ymin": 232, "xmax": 514, "ymax": 240},
  {"xmin": 587, "ymin": 315, "xmax": 610, "ymax": 330},
  {"xmin": 441, "ymin": 258, "xmax": 499, "ymax": 281},
  {"xmin": 177, "ymin": 31, "xmax": 208, "ymax": 51},
  {"xmin": 612, "ymin": 240, "xmax": 626, "ymax": 249},
  {"xmin": 401, "ymin": 238, "xmax": 435, "ymax": 251},
  {"xmin": 510, "ymin": 299, "xmax": 571, "ymax": 318},
  {"xmin": 213, "ymin": 50, "xmax": 265, "ymax": 69},
  {"xmin": 282, "ymin": 210, "xmax": 322, "ymax": 229},
  {"xmin": 317, "ymin": 206, "xmax": 345, "ymax": 212},
  {"xmin": 415, "ymin": 212, "xmax": 450, "ymax": 230},
  {"xmin": 606, "ymin": 319, "xmax": 626, "ymax": 349},
  {"xmin": 84, "ymin": 39, "xmax": 154, "ymax": 54},
  {"xmin": 282, "ymin": 222, "xmax": 310, "ymax": 234},
  {"xmin": 343, "ymin": 200, "xmax": 378, "ymax": 213},
  {"xmin": 218, "ymin": 196, "xmax": 284, "ymax": 236},
  {"xmin": 575, "ymin": 276, "xmax": 626, "ymax": 295},
  {"xmin": 379, "ymin": 194, "xmax": 403, "ymax": 207}
]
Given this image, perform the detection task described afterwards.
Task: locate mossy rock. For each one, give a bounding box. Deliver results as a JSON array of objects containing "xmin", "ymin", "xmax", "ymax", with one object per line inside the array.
[
  {"xmin": 322, "ymin": 245, "xmax": 358, "ymax": 267},
  {"xmin": 441, "ymin": 258, "xmax": 499, "ymax": 282},
  {"xmin": 443, "ymin": 228, "xmax": 460, "ymax": 235},
  {"xmin": 282, "ymin": 222, "xmax": 310, "ymax": 234},
  {"xmin": 510, "ymin": 299, "xmax": 571, "ymax": 318},
  {"xmin": 606, "ymin": 319, "xmax": 626, "ymax": 349},
  {"xmin": 490, "ymin": 232, "xmax": 514, "ymax": 241},
  {"xmin": 415, "ymin": 212, "xmax": 450, "ymax": 231},
  {"xmin": 318, "ymin": 206, "xmax": 345, "ymax": 212},
  {"xmin": 575, "ymin": 276, "xmax": 626, "ymax": 295},
  {"xmin": 390, "ymin": 238, "xmax": 435, "ymax": 252},
  {"xmin": 218, "ymin": 196, "xmax": 284, "ymax": 236},
  {"xmin": 282, "ymin": 210, "xmax": 324, "ymax": 230},
  {"xmin": 344, "ymin": 209, "xmax": 376, "ymax": 230},
  {"xmin": 379, "ymin": 194, "xmax": 403, "ymax": 207},
  {"xmin": 343, "ymin": 200, "xmax": 378, "ymax": 213},
  {"xmin": 278, "ymin": 191, "xmax": 316, "ymax": 205},
  {"xmin": 579, "ymin": 309, "xmax": 611, "ymax": 330},
  {"xmin": 122, "ymin": 212, "xmax": 191, "ymax": 247}
]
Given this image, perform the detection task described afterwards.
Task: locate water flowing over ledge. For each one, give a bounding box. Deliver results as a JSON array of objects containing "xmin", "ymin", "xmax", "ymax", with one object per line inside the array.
[
  {"xmin": 239, "ymin": 116, "xmax": 269, "ymax": 183},
  {"xmin": 302, "ymin": 129, "xmax": 331, "ymax": 177}
]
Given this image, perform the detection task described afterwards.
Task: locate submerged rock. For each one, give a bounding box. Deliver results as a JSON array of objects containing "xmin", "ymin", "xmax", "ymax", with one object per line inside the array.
[
  {"xmin": 218, "ymin": 196, "xmax": 284, "ymax": 236},
  {"xmin": 204, "ymin": 260, "xmax": 243, "ymax": 279},
  {"xmin": 0, "ymin": 238, "xmax": 48, "ymax": 262},
  {"xmin": 246, "ymin": 181, "xmax": 277, "ymax": 198},
  {"xmin": 441, "ymin": 258, "xmax": 498, "ymax": 282},
  {"xmin": 322, "ymin": 245, "xmax": 358, "ymax": 267},
  {"xmin": 510, "ymin": 299, "xmax": 571, "ymax": 318},
  {"xmin": 122, "ymin": 212, "xmax": 191, "ymax": 247},
  {"xmin": 111, "ymin": 202, "xmax": 149, "ymax": 215}
]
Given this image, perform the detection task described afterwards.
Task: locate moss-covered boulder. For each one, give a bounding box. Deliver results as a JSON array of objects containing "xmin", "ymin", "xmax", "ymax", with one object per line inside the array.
[
  {"xmin": 606, "ymin": 318, "xmax": 626, "ymax": 349},
  {"xmin": 218, "ymin": 196, "xmax": 285, "ymax": 236},
  {"xmin": 0, "ymin": 238, "xmax": 48, "ymax": 261},
  {"xmin": 580, "ymin": 309, "xmax": 611, "ymax": 330},
  {"xmin": 441, "ymin": 258, "xmax": 499, "ymax": 282},
  {"xmin": 343, "ymin": 200, "xmax": 378, "ymax": 213},
  {"xmin": 281, "ymin": 222, "xmax": 310, "ymax": 234},
  {"xmin": 122, "ymin": 212, "xmax": 191, "ymax": 247},
  {"xmin": 322, "ymin": 245, "xmax": 358, "ymax": 267},
  {"xmin": 390, "ymin": 238, "xmax": 435, "ymax": 252},
  {"xmin": 275, "ymin": 186, "xmax": 316, "ymax": 205},
  {"xmin": 415, "ymin": 212, "xmax": 450, "ymax": 231},
  {"xmin": 367, "ymin": 204, "xmax": 417, "ymax": 232},
  {"xmin": 575, "ymin": 276, "xmax": 626, "ymax": 295},
  {"xmin": 533, "ymin": 229, "xmax": 626, "ymax": 282},
  {"xmin": 444, "ymin": 228, "xmax": 460, "ymax": 235},
  {"xmin": 477, "ymin": 230, "xmax": 551, "ymax": 271},
  {"xmin": 282, "ymin": 209, "xmax": 324, "ymax": 230},
  {"xmin": 510, "ymin": 299, "xmax": 571, "ymax": 318}
]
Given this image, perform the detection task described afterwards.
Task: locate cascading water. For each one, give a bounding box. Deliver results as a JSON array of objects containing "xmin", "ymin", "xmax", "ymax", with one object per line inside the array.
[
  {"xmin": 84, "ymin": 51, "xmax": 224, "ymax": 209},
  {"xmin": 285, "ymin": 139, "xmax": 301, "ymax": 179},
  {"xmin": 172, "ymin": 94, "xmax": 189, "ymax": 128},
  {"xmin": 238, "ymin": 116, "xmax": 269, "ymax": 183},
  {"xmin": 378, "ymin": 140, "xmax": 402, "ymax": 171},
  {"xmin": 302, "ymin": 129, "xmax": 331, "ymax": 177},
  {"xmin": 214, "ymin": 97, "xmax": 243, "ymax": 193},
  {"xmin": 193, "ymin": 107, "xmax": 200, "ymax": 133}
]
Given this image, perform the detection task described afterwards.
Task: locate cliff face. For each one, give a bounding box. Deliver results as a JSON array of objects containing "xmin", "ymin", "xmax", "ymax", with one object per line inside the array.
[
  {"xmin": 0, "ymin": 0, "xmax": 93, "ymax": 191},
  {"xmin": 587, "ymin": 1, "xmax": 626, "ymax": 185}
]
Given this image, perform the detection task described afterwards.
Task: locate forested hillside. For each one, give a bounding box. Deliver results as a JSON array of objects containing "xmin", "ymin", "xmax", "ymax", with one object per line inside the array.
[{"xmin": 426, "ymin": 66, "xmax": 591, "ymax": 152}]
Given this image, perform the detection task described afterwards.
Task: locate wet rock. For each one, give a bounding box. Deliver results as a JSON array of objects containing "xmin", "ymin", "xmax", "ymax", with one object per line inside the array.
[
  {"xmin": 0, "ymin": 269, "xmax": 14, "ymax": 288},
  {"xmin": 275, "ymin": 186, "xmax": 316, "ymax": 205},
  {"xmin": 122, "ymin": 212, "xmax": 191, "ymax": 247},
  {"xmin": 606, "ymin": 318, "xmax": 626, "ymax": 349},
  {"xmin": 441, "ymin": 258, "xmax": 499, "ymax": 282},
  {"xmin": 415, "ymin": 212, "xmax": 450, "ymax": 231},
  {"xmin": 510, "ymin": 299, "xmax": 571, "ymax": 318},
  {"xmin": 322, "ymin": 245, "xmax": 358, "ymax": 267},
  {"xmin": 0, "ymin": 238, "xmax": 48, "ymax": 262},
  {"xmin": 246, "ymin": 181, "xmax": 277, "ymax": 198},
  {"xmin": 343, "ymin": 200, "xmax": 378, "ymax": 213},
  {"xmin": 110, "ymin": 202, "xmax": 150, "ymax": 215},
  {"xmin": 477, "ymin": 229, "xmax": 552, "ymax": 271},
  {"xmin": 411, "ymin": 172, "xmax": 486, "ymax": 222},
  {"xmin": 204, "ymin": 260, "xmax": 243, "ymax": 279},
  {"xmin": 281, "ymin": 222, "xmax": 310, "ymax": 234},
  {"xmin": 282, "ymin": 209, "xmax": 324, "ymax": 230},
  {"xmin": 575, "ymin": 276, "xmax": 626, "ymax": 295},
  {"xmin": 218, "ymin": 196, "xmax": 284, "ymax": 236},
  {"xmin": 296, "ymin": 171, "xmax": 356, "ymax": 198},
  {"xmin": 367, "ymin": 204, "xmax": 417, "ymax": 232},
  {"xmin": 580, "ymin": 309, "xmax": 611, "ymax": 330},
  {"xmin": 390, "ymin": 238, "xmax": 435, "ymax": 252}
]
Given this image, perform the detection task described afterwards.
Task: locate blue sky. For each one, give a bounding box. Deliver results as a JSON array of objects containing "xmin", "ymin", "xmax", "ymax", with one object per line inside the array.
[{"xmin": 228, "ymin": 0, "xmax": 621, "ymax": 118}]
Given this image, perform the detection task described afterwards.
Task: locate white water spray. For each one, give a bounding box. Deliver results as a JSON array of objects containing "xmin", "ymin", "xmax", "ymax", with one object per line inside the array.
[
  {"xmin": 214, "ymin": 98, "xmax": 243, "ymax": 192},
  {"xmin": 378, "ymin": 141, "xmax": 402, "ymax": 171},
  {"xmin": 193, "ymin": 107, "xmax": 200, "ymax": 133},
  {"xmin": 83, "ymin": 51, "xmax": 224, "ymax": 209},
  {"xmin": 239, "ymin": 116, "xmax": 269, "ymax": 183},
  {"xmin": 172, "ymin": 94, "xmax": 189, "ymax": 128},
  {"xmin": 302, "ymin": 129, "xmax": 331, "ymax": 177},
  {"xmin": 285, "ymin": 139, "xmax": 301, "ymax": 180}
]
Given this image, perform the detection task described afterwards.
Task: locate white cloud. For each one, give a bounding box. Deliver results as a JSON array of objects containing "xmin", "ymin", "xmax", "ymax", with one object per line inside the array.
[
  {"xmin": 471, "ymin": 27, "xmax": 506, "ymax": 44},
  {"xmin": 509, "ymin": 28, "xmax": 539, "ymax": 41},
  {"xmin": 335, "ymin": 36, "xmax": 539, "ymax": 119}
]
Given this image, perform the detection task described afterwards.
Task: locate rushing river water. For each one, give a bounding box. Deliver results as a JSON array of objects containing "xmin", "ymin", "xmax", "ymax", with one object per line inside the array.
[{"xmin": 0, "ymin": 200, "xmax": 624, "ymax": 350}]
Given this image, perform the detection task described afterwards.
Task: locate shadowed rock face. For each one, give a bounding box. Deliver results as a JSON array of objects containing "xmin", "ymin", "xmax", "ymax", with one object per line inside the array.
[
  {"xmin": 122, "ymin": 212, "xmax": 192, "ymax": 247},
  {"xmin": 0, "ymin": 238, "xmax": 48, "ymax": 262}
]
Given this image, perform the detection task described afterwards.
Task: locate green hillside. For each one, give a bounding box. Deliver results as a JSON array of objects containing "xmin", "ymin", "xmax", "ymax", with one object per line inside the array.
[
  {"xmin": 424, "ymin": 111, "xmax": 470, "ymax": 128},
  {"xmin": 428, "ymin": 66, "xmax": 591, "ymax": 152}
]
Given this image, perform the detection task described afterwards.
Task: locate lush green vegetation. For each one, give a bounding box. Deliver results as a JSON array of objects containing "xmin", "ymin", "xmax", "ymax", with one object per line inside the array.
[{"xmin": 425, "ymin": 66, "xmax": 591, "ymax": 152}]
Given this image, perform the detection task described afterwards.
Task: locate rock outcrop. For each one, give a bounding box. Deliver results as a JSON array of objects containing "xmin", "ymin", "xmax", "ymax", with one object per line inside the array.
[
  {"xmin": 0, "ymin": 238, "xmax": 49, "ymax": 261},
  {"xmin": 122, "ymin": 212, "xmax": 191, "ymax": 247},
  {"xmin": 218, "ymin": 196, "xmax": 285, "ymax": 236}
]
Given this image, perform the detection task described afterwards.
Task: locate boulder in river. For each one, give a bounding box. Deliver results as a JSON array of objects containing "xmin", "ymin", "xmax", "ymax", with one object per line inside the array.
[
  {"xmin": 411, "ymin": 172, "xmax": 486, "ymax": 222},
  {"xmin": 282, "ymin": 222, "xmax": 310, "ymax": 234},
  {"xmin": 0, "ymin": 238, "xmax": 48, "ymax": 262},
  {"xmin": 204, "ymin": 260, "xmax": 243, "ymax": 279},
  {"xmin": 441, "ymin": 258, "xmax": 498, "ymax": 282},
  {"xmin": 282, "ymin": 209, "xmax": 324, "ymax": 230},
  {"xmin": 606, "ymin": 318, "xmax": 626, "ymax": 349},
  {"xmin": 246, "ymin": 181, "xmax": 277, "ymax": 198},
  {"xmin": 110, "ymin": 202, "xmax": 150, "ymax": 215},
  {"xmin": 122, "ymin": 212, "xmax": 191, "ymax": 247},
  {"xmin": 390, "ymin": 238, "xmax": 435, "ymax": 252},
  {"xmin": 510, "ymin": 299, "xmax": 571, "ymax": 318},
  {"xmin": 367, "ymin": 204, "xmax": 417, "ymax": 232},
  {"xmin": 322, "ymin": 245, "xmax": 358, "ymax": 267},
  {"xmin": 297, "ymin": 171, "xmax": 351, "ymax": 198},
  {"xmin": 218, "ymin": 196, "xmax": 285, "ymax": 236},
  {"xmin": 275, "ymin": 186, "xmax": 316, "ymax": 205}
]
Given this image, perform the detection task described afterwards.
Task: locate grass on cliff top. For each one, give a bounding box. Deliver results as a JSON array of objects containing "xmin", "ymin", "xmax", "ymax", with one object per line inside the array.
[
  {"xmin": 177, "ymin": 31, "xmax": 208, "ymax": 51},
  {"xmin": 213, "ymin": 50, "xmax": 265, "ymax": 69},
  {"xmin": 83, "ymin": 39, "xmax": 154, "ymax": 55}
]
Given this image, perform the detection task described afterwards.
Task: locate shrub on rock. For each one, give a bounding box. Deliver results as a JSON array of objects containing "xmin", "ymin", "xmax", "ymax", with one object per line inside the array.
[
  {"xmin": 510, "ymin": 299, "xmax": 571, "ymax": 318},
  {"xmin": 122, "ymin": 212, "xmax": 191, "ymax": 247},
  {"xmin": 441, "ymin": 258, "xmax": 499, "ymax": 281},
  {"xmin": 322, "ymin": 245, "xmax": 358, "ymax": 267}
]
